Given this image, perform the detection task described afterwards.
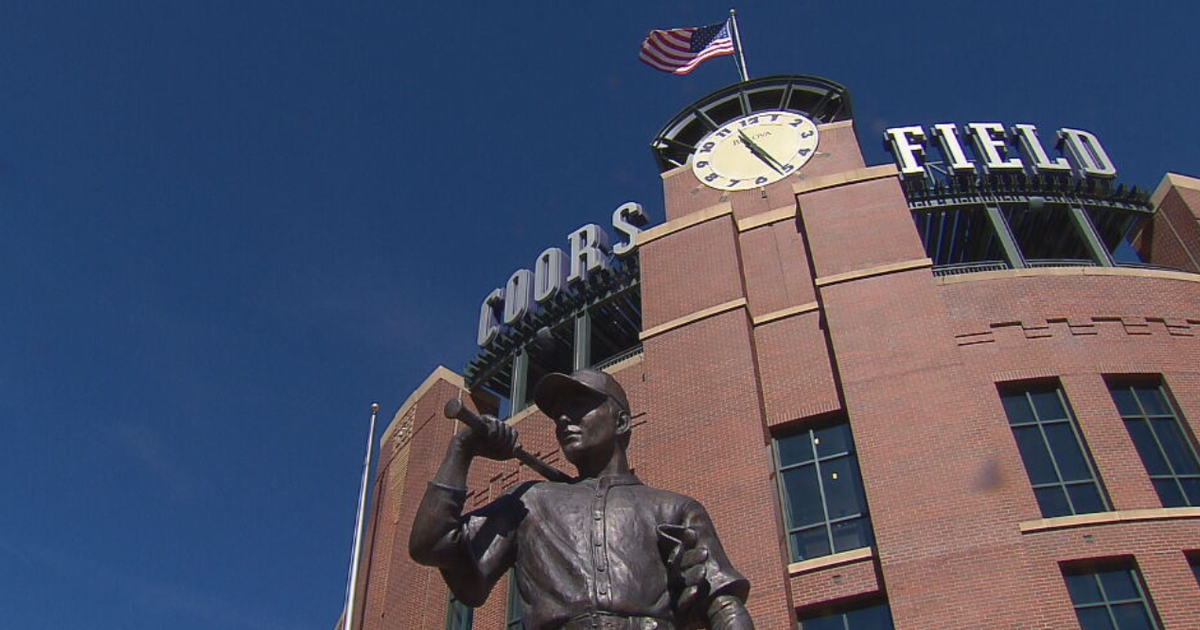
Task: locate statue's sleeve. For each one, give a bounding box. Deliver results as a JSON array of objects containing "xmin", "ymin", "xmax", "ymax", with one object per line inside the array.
[
  {"xmin": 409, "ymin": 481, "xmax": 531, "ymax": 607},
  {"xmin": 681, "ymin": 499, "xmax": 751, "ymax": 602}
]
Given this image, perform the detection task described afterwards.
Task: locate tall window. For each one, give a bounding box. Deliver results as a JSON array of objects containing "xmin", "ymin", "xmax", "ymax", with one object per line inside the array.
[
  {"xmin": 445, "ymin": 595, "xmax": 472, "ymax": 630},
  {"xmin": 774, "ymin": 420, "xmax": 873, "ymax": 562},
  {"xmin": 1000, "ymin": 384, "xmax": 1109, "ymax": 517},
  {"xmin": 798, "ymin": 601, "xmax": 895, "ymax": 630},
  {"xmin": 1189, "ymin": 555, "xmax": 1200, "ymax": 586},
  {"xmin": 1109, "ymin": 381, "xmax": 1200, "ymax": 507},
  {"xmin": 1063, "ymin": 563, "xmax": 1161, "ymax": 630},
  {"xmin": 505, "ymin": 571, "xmax": 525, "ymax": 630}
]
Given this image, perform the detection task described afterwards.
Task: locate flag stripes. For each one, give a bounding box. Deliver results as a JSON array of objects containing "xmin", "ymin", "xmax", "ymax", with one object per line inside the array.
[{"xmin": 639, "ymin": 21, "xmax": 735, "ymax": 75}]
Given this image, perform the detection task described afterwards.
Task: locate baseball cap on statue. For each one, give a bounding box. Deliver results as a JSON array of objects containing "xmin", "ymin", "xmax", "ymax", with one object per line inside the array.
[{"xmin": 533, "ymin": 369, "xmax": 630, "ymax": 418}]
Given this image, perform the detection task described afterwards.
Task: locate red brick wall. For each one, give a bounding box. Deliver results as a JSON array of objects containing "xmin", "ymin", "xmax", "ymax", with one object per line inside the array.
[
  {"xmin": 347, "ymin": 129, "xmax": 1200, "ymax": 630},
  {"xmin": 1145, "ymin": 186, "xmax": 1200, "ymax": 272}
]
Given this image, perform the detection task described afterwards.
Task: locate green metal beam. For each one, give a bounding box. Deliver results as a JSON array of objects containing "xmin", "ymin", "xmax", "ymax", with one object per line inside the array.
[{"xmin": 985, "ymin": 204, "xmax": 1026, "ymax": 269}]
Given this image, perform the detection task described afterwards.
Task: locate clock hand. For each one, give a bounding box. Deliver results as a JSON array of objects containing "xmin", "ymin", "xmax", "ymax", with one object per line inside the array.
[{"xmin": 737, "ymin": 130, "xmax": 785, "ymax": 174}]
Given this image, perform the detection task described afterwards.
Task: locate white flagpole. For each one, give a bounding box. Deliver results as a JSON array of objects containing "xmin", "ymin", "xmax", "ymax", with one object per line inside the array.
[
  {"xmin": 729, "ymin": 8, "xmax": 750, "ymax": 82},
  {"xmin": 342, "ymin": 403, "xmax": 379, "ymax": 630}
]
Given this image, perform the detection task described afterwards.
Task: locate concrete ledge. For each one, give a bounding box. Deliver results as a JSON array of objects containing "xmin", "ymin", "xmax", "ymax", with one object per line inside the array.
[
  {"xmin": 639, "ymin": 298, "xmax": 747, "ymax": 341},
  {"xmin": 381, "ymin": 366, "xmax": 466, "ymax": 445},
  {"xmin": 793, "ymin": 164, "xmax": 898, "ymax": 196},
  {"xmin": 636, "ymin": 202, "xmax": 733, "ymax": 246},
  {"xmin": 787, "ymin": 546, "xmax": 874, "ymax": 576},
  {"xmin": 752, "ymin": 302, "xmax": 820, "ymax": 326},
  {"xmin": 1151, "ymin": 172, "xmax": 1200, "ymax": 208},
  {"xmin": 814, "ymin": 258, "xmax": 933, "ymax": 287},
  {"xmin": 1019, "ymin": 507, "xmax": 1200, "ymax": 533},
  {"xmin": 660, "ymin": 161, "xmax": 691, "ymax": 180},
  {"xmin": 935, "ymin": 266, "xmax": 1200, "ymax": 286},
  {"xmin": 737, "ymin": 205, "xmax": 797, "ymax": 232},
  {"xmin": 818, "ymin": 120, "xmax": 855, "ymax": 131}
]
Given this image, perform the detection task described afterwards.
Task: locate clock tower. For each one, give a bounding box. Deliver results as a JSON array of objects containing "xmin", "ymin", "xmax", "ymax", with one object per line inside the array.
[{"xmin": 631, "ymin": 74, "xmax": 920, "ymax": 628}]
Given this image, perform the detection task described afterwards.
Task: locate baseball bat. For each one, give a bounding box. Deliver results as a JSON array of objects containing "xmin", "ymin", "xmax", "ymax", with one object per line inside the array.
[{"xmin": 443, "ymin": 398, "xmax": 572, "ymax": 483}]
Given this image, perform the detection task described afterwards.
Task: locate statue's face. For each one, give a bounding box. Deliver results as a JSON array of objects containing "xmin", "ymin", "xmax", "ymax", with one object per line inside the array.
[{"xmin": 552, "ymin": 391, "xmax": 623, "ymax": 465}]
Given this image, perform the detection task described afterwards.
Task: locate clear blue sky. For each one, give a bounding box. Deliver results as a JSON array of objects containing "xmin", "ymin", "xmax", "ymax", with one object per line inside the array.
[{"xmin": 1, "ymin": 2, "xmax": 1197, "ymax": 628}]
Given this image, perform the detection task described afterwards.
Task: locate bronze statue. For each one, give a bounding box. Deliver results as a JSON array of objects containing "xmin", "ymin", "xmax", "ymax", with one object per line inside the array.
[{"xmin": 410, "ymin": 368, "xmax": 755, "ymax": 630}]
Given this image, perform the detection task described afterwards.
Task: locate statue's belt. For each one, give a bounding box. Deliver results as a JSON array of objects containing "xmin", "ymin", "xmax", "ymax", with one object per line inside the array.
[{"xmin": 561, "ymin": 612, "xmax": 674, "ymax": 630}]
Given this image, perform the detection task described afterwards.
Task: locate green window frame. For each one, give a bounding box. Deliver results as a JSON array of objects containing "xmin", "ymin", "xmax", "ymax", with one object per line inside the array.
[
  {"xmin": 1063, "ymin": 563, "xmax": 1161, "ymax": 630},
  {"xmin": 505, "ymin": 570, "xmax": 525, "ymax": 630},
  {"xmin": 1000, "ymin": 383, "xmax": 1109, "ymax": 517},
  {"xmin": 1108, "ymin": 381, "xmax": 1200, "ymax": 507},
  {"xmin": 445, "ymin": 594, "xmax": 473, "ymax": 630},
  {"xmin": 774, "ymin": 420, "xmax": 873, "ymax": 563},
  {"xmin": 797, "ymin": 601, "xmax": 895, "ymax": 630}
]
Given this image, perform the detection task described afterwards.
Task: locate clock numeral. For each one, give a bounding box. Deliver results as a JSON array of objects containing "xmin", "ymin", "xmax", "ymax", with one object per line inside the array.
[
  {"xmin": 798, "ymin": 148, "xmax": 812, "ymax": 157},
  {"xmin": 781, "ymin": 164, "xmax": 795, "ymax": 173},
  {"xmin": 740, "ymin": 116, "xmax": 759, "ymax": 127},
  {"xmin": 696, "ymin": 161, "xmax": 709, "ymax": 169},
  {"xmin": 700, "ymin": 141, "xmax": 715, "ymax": 153},
  {"xmin": 768, "ymin": 113, "xmax": 781, "ymax": 122},
  {"xmin": 755, "ymin": 176, "xmax": 769, "ymax": 185},
  {"xmin": 705, "ymin": 173, "xmax": 720, "ymax": 183},
  {"xmin": 788, "ymin": 119, "xmax": 803, "ymax": 128},
  {"xmin": 727, "ymin": 179, "xmax": 741, "ymax": 187},
  {"xmin": 801, "ymin": 130, "xmax": 815, "ymax": 138},
  {"xmin": 716, "ymin": 128, "xmax": 732, "ymax": 138}
]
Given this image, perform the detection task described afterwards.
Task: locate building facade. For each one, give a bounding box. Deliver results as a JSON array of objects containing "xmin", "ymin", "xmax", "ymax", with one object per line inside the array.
[{"xmin": 345, "ymin": 76, "xmax": 1200, "ymax": 629}]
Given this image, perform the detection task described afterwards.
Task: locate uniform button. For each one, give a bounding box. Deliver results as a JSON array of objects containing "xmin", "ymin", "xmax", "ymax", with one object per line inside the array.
[
  {"xmin": 594, "ymin": 540, "xmax": 603, "ymax": 547},
  {"xmin": 593, "ymin": 513, "xmax": 602, "ymax": 520},
  {"xmin": 597, "ymin": 565, "xmax": 605, "ymax": 572},
  {"xmin": 595, "ymin": 492, "xmax": 604, "ymax": 498}
]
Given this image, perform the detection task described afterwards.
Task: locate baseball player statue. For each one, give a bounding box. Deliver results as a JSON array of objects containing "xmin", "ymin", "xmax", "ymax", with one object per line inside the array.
[{"xmin": 410, "ymin": 368, "xmax": 755, "ymax": 630}]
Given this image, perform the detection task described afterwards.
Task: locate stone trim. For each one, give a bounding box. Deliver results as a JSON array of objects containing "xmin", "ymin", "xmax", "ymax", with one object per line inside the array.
[
  {"xmin": 381, "ymin": 366, "xmax": 466, "ymax": 445},
  {"xmin": 814, "ymin": 258, "xmax": 933, "ymax": 287},
  {"xmin": 752, "ymin": 302, "xmax": 820, "ymax": 326},
  {"xmin": 1019, "ymin": 507, "xmax": 1200, "ymax": 533},
  {"xmin": 1150, "ymin": 172, "xmax": 1200, "ymax": 208},
  {"xmin": 636, "ymin": 203, "xmax": 734, "ymax": 246},
  {"xmin": 639, "ymin": 298, "xmax": 747, "ymax": 341},
  {"xmin": 737, "ymin": 206, "xmax": 798, "ymax": 232},
  {"xmin": 935, "ymin": 266, "xmax": 1200, "ymax": 286},
  {"xmin": 817, "ymin": 120, "xmax": 855, "ymax": 131},
  {"xmin": 787, "ymin": 546, "xmax": 874, "ymax": 576},
  {"xmin": 793, "ymin": 164, "xmax": 899, "ymax": 196}
]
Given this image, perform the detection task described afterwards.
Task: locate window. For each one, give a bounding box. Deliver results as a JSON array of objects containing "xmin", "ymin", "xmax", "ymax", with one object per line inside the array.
[
  {"xmin": 445, "ymin": 595, "xmax": 472, "ymax": 630},
  {"xmin": 1000, "ymin": 384, "xmax": 1109, "ymax": 517},
  {"xmin": 1109, "ymin": 381, "xmax": 1200, "ymax": 507},
  {"xmin": 775, "ymin": 420, "xmax": 873, "ymax": 562},
  {"xmin": 1190, "ymin": 555, "xmax": 1200, "ymax": 586},
  {"xmin": 1063, "ymin": 563, "xmax": 1161, "ymax": 630},
  {"xmin": 798, "ymin": 601, "xmax": 895, "ymax": 630},
  {"xmin": 505, "ymin": 571, "xmax": 525, "ymax": 630}
]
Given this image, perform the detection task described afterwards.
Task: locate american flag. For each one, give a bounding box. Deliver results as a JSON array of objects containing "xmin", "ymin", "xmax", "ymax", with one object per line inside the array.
[{"xmin": 639, "ymin": 21, "xmax": 735, "ymax": 75}]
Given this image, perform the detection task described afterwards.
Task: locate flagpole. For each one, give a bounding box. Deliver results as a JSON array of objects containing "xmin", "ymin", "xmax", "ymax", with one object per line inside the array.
[
  {"xmin": 728, "ymin": 8, "xmax": 750, "ymax": 82},
  {"xmin": 342, "ymin": 403, "xmax": 379, "ymax": 630}
]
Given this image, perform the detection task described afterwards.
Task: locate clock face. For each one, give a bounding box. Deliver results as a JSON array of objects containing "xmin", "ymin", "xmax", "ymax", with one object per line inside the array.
[{"xmin": 691, "ymin": 111, "xmax": 820, "ymax": 191}]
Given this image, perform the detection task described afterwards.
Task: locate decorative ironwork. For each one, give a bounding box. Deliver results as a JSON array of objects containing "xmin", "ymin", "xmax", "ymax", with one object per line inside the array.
[
  {"xmin": 465, "ymin": 255, "xmax": 642, "ymax": 395},
  {"xmin": 932, "ymin": 261, "xmax": 1009, "ymax": 277}
]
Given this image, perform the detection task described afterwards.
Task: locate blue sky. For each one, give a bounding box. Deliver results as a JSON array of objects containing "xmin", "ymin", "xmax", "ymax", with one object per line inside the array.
[{"xmin": 1, "ymin": 2, "xmax": 1197, "ymax": 628}]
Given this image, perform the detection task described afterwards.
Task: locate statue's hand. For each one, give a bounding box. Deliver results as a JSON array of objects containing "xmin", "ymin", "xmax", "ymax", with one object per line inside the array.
[
  {"xmin": 659, "ymin": 525, "xmax": 710, "ymax": 620},
  {"xmin": 453, "ymin": 414, "xmax": 518, "ymax": 461}
]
